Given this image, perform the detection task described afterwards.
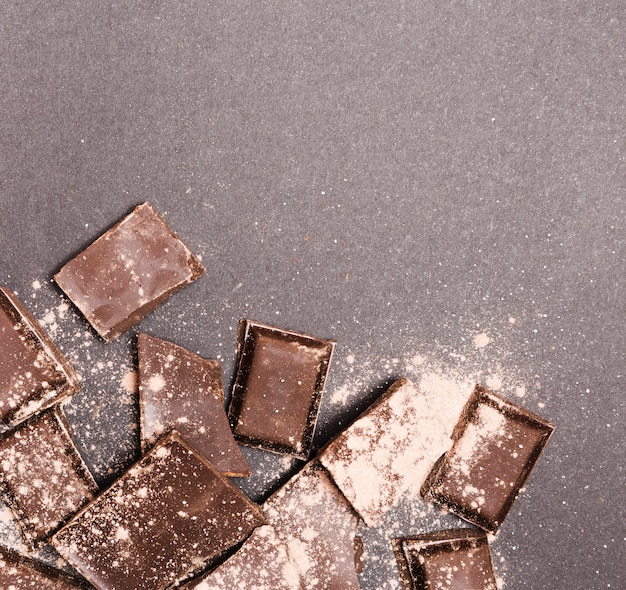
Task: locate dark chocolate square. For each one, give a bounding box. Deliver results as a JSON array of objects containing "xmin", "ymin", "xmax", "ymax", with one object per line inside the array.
[
  {"xmin": 393, "ymin": 528, "xmax": 498, "ymax": 590},
  {"xmin": 228, "ymin": 320, "xmax": 335, "ymax": 460},
  {"xmin": 0, "ymin": 407, "xmax": 98, "ymax": 547},
  {"xmin": 421, "ymin": 385, "xmax": 555, "ymax": 532},
  {"xmin": 138, "ymin": 332, "xmax": 250, "ymax": 477},
  {"xmin": 0, "ymin": 287, "xmax": 78, "ymax": 432},
  {"xmin": 51, "ymin": 431, "xmax": 266, "ymax": 590},
  {"xmin": 54, "ymin": 202, "xmax": 204, "ymax": 342}
]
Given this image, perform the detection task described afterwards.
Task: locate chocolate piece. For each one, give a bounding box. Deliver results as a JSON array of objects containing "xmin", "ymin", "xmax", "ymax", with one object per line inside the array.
[
  {"xmin": 421, "ymin": 385, "xmax": 555, "ymax": 532},
  {"xmin": 138, "ymin": 333, "xmax": 250, "ymax": 477},
  {"xmin": 228, "ymin": 320, "xmax": 335, "ymax": 460},
  {"xmin": 263, "ymin": 461, "xmax": 361, "ymax": 589},
  {"xmin": 393, "ymin": 528, "xmax": 498, "ymax": 590},
  {"xmin": 184, "ymin": 525, "xmax": 302, "ymax": 590},
  {"xmin": 318, "ymin": 378, "xmax": 465, "ymax": 527},
  {"xmin": 54, "ymin": 203, "xmax": 204, "ymax": 342},
  {"xmin": 0, "ymin": 407, "xmax": 98, "ymax": 547},
  {"xmin": 0, "ymin": 547, "xmax": 87, "ymax": 589},
  {"xmin": 51, "ymin": 432, "xmax": 265, "ymax": 590},
  {"xmin": 0, "ymin": 287, "xmax": 78, "ymax": 432}
]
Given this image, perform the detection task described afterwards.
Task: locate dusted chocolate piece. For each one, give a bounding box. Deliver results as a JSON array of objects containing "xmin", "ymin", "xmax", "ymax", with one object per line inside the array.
[
  {"xmin": 0, "ymin": 547, "xmax": 87, "ymax": 589},
  {"xmin": 184, "ymin": 525, "xmax": 302, "ymax": 590},
  {"xmin": 228, "ymin": 320, "xmax": 335, "ymax": 460},
  {"xmin": 263, "ymin": 461, "xmax": 361, "ymax": 589},
  {"xmin": 138, "ymin": 333, "xmax": 250, "ymax": 477},
  {"xmin": 0, "ymin": 407, "xmax": 98, "ymax": 547},
  {"xmin": 421, "ymin": 385, "xmax": 555, "ymax": 533},
  {"xmin": 392, "ymin": 528, "xmax": 498, "ymax": 590},
  {"xmin": 318, "ymin": 378, "xmax": 468, "ymax": 527},
  {"xmin": 54, "ymin": 202, "xmax": 204, "ymax": 342},
  {"xmin": 0, "ymin": 287, "xmax": 78, "ymax": 432},
  {"xmin": 52, "ymin": 432, "xmax": 266, "ymax": 590}
]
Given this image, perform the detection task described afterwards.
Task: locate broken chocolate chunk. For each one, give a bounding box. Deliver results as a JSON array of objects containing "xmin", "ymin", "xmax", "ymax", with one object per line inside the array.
[
  {"xmin": 393, "ymin": 528, "xmax": 498, "ymax": 590},
  {"xmin": 138, "ymin": 332, "xmax": 250, "ymax": 477},
  {"xmin": 54, "ymin": 202, "xmax": 204, "ymax": 342},
  {"xmin": 263, "ymin": 461, "xmax": 361, "ymax": 589},
  {"xmin": 0, "ymin": 407, "xmax": 98, "ymax": 547},
  {"xmin": 228, "ymin": 320, "xmax": 335, "ymax": 460},
  {"xmin": 51, "ymin": 431, "xmax": 265, "ymax": 590},
  {"xmin": 421, "ymin": 384, "xmax": 555, "ymax": 532},
  {"xmin": 0, "ymin": 287, "xmax": 78, "ymax": 432}
]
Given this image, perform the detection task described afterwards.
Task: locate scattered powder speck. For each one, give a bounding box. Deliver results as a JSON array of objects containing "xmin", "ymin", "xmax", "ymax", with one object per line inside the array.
[{"xmin": 474, "ymin": 332, "xmax": 492, "ymax": 348}]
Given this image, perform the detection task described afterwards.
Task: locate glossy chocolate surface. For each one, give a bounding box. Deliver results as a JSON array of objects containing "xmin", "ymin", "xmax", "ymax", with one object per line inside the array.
[
  {"xmin": 228, "ymin": 320, "xmax": 335, "ymax": 460},
  {"xmin": 421, "ymin": 385, "xmax": 555, "ymax": 532},
  {"xmin": 263, "ymin": 461, "xmax": 361, "ymax": 590},
  {"xmin": 52, "ymin": 432, "xmax": 265, "ymax": 590},
  {"xmin": 0, "ymin": 407, "xmax": 98, "ymax": 547},
  {"xmin": 393, "ymin": 528, "xmax": 498, "ymax": 590},
  {"xmin": 138, "ymin": 333, "xmax": 249, "ymax": 476},
  {"xmin": 0, "ymin": 287, "xmax": 78, "ymax": 431},
  {"xmin": 54, "ymin": 203, "xmax": 204, "ymax": 342}
]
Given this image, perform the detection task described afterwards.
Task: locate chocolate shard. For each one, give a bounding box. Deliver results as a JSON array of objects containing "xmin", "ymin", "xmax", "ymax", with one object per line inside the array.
[
  {"xmin": 392, "ymin": 528, "xmax": 498, "ymax": 590},
  {"xmin": 263, "ymin": 461, "xmax": 361, "ymax": 590},
  {"xmin": 0, "ymin": 546, "xmax": 89, "ymax": 589},
  {"xmin": 51, "ymin": 431, "xmax": 266, "ymax": 590},
  {"xmin": 318, "ymin": 378, "xmax": 466, "ymax": 527},
  {"xmin": 0, "ymin": 287, "xmax": 78, "ymax": 432},
  {"xmin": 138, "ymin": 332, "xmax": 250, "ymax": 477},
  {"xmin": 421, "ymin": 384, "xmax": 555, "ymax": 533},
  {"xmin": 228, "ymin": 320, "xmax": 335, "ymax": 460},
  {"xmin": 183, "ymin": 525, "xmax": 303, "ymax": 590},
  {"xmin": 54, "ymin": 202, "xmax": 204, "ymax": 342},
  {"xmin": 0, "ymin": 407, "xmax": 98, "ymax": 548}
]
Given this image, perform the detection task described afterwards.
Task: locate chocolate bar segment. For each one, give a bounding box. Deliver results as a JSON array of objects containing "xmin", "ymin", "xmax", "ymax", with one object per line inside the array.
[
  {"xmin": 138, "ymin": 333, "xmax": 250, "ymax": 477},
  {"xmin": 51, "ymin": 431, "xmax": 265, "ymax": 590},
  {"xmin": 421, "ymin": 385, "xmax": 555, "ymax": 532},
  {"xmin": 0, "ymin": 407, "xmax": 98, "ymax": 547},
  {"xmin": 184, "ymin": 525, "xmax": 302, "ymax": 590},
  {"xmin": 0, "ymin": 287, "xmax": 78, "ymax": 431},
  {"xmin": 263, "ymin": 461, "xmax": 361, "ymax": 589},
  {"xmin": 393, "ymin": 528, "xmax": 498, "ymax": 590},
  {"xmin": 54, "ymin": 203, "xmax": 204, "ymax": 342},
  {"xmin": 228, "ymin": 320, "xmax": 335, "ymax": 460},
  {"xmin": 318, "ymin": 378, "xmax": 467, "ymax": 526}
]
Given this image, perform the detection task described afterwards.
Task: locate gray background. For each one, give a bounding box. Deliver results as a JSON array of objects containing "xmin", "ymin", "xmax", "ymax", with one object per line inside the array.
[{"xmin": 0, "ymin": 2, "xmax": 624, "ymax": 588}]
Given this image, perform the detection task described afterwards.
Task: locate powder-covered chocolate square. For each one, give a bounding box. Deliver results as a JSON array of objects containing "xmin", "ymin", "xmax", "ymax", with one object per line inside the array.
[
  {"xmin": 138, "ymin": 333, "xmax": 249, "ymax": 477},
  {"xmin": 54, "ymin": 203, "xmax": 204, "ymax": 342},
  {"xmin": 0, "ymin": 408, "xmax": 98, "ymax": 547},
  {"xmin": 51, "ymin": 432, "xmax": 265, "ymax": 590},
  {"xmin": 0, "ymin": 287, "xmax": 78, "ymax": 432}
]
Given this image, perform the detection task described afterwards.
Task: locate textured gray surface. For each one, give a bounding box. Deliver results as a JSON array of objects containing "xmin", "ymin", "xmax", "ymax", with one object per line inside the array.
[{"xmin": 1, "ymin": 2, "xmax": 624, "ymax": 588}]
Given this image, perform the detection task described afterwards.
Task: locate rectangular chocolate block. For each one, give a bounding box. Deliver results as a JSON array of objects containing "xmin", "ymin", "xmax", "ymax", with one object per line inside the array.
[
  {"xmin": 393, "ymin": 528, "xmax": 498, "ymax": 590},
  {"xmin": 421, "ymin": 385, "xmax": 555, "ymax": 532},
  {"xmin": 138, "ymin": 332, "xmax": 250, "ymax": 477},
  {"xmin": 51, "ymin": 431, "xmax": 266, "ymax": 590},
  {"xmin": 228, "ymin": 320, "xmax": 335, "ymax": 460},
  {"xmin": 54, "ymin": 202, "xmax": 204, "ymax": 342},
  {"xmin": 0, "ymin": 287, "xmax": 78, "ymax": 432},
  {"xmin": 318, "ymin": 378, "xmax": 467, "ymax": 526}
]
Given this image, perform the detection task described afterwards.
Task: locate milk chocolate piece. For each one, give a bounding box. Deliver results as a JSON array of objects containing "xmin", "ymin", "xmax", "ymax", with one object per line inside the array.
[
  {"xmin": 263, "ymin": 461, "xmax": 361, "ymax": 589},
  {"xmin": 0, "ymin": 547, "xmax": 88, "ymax": 589},
  {"xmin": 421, "ymin": 385, "xmax": 555, "ymax": 532},
  {"xmin": 0, "ymin": 407, "xmax": 98, "ymax": 547},
  {"xmin": 0, "ymin": 287, "xmax": 78, "ymax": 432},
  {"xmin": 138, "ymin": 333, "xmax": 250, "ymax": 476},
  {"xmin": 393, "ymin": 528, "xmax": 498, "ymax": 590},
  {"xmin": 318, "ymin": 378, "xmax": 465, "ymax": 527},
  {"xmin": 51, "ymin": 432, "xmax": 265, "ymax": 590},
  {"xmin": 54, "ymin": 203, "xmax": 204, "ymax": 342},
  {"xmin": 228, "ymin": 320, "xmax": 335, "ymax": 460},
  {"xmin": 184, "ymin": 525, "xmax": 302, "ymax": 590}
]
